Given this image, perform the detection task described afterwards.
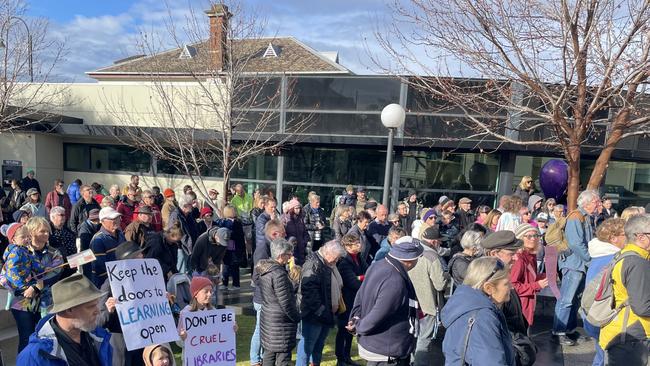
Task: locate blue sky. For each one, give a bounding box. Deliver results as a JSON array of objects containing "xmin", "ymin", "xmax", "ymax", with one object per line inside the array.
[{"xmin": 26, "ymin": 0, "xmax": 396, "ymax": 82}]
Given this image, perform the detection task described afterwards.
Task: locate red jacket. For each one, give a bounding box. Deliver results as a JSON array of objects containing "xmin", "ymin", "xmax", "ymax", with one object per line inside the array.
[
  {"xmin": 510, "ymin": 250, "xmax": 546, "ymax": 326},
  {"xmin": 132, "ymin": 202, "xmax": 163, "ymax": 232},
  {"xmin": 44, "ymin": 190, "xmax": 72, "ymax": 221},
  {"xmin": 117, "ymin": 201, "xmax": 136, "ymax": 230}
]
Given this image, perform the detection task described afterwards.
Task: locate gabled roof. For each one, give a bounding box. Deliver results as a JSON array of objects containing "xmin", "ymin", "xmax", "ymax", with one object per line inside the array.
[{"xmin": 87, "ymin": 37, "xmax": 351, "ymax": 80}]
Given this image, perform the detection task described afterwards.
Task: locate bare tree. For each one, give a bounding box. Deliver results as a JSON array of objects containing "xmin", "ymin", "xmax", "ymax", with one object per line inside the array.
[
  {"xmin": 104, "ymin": 1, "xmax": 309, "ymax": 207},
  {"xmin": 375, "ymin": 0, "xmax": 650, "ymax": 208},
  {"xmin": 0, "ymin": 0, "xmax": 67, "ymax": 133}
]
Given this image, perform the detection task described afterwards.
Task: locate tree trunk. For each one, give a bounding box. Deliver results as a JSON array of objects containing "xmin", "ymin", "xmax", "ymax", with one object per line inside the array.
[
  {"xmin": 566, "ymin": 145, "xmax": 581, "ymax": 211},
  {"xmin": 587, "ymin": 112, "xmax": 627, "ymax": 191}
]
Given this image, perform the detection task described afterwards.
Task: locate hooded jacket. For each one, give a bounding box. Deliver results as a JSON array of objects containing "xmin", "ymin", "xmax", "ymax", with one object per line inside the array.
[
  {"xmin": 583, "ymin": 237, "xmax": 621, "ymax": 339},
  {"xmin": 350, "ymin": 255, "xmax": 418, "ymax": 359},
  {"xmin": 527, "ymin": 195, "xmax": 543, "ymax": 214},
  {"xmin": 142, "ymin": 343, "xmax": 176, "ymax": 366},
  {"xmin": 256, "ymin": 259, "xmax": 300, "ymax": 352},
  {"xmin": 17, "ymin": 314, "xmax": 115, "ymax": 366},
  {"xmin": 441, "ymin": 285, "xmax": 515, "ymax": 366}
]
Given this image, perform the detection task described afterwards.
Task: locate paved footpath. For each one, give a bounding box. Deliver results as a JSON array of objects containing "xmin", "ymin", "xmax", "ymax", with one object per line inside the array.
[{"xmin": 0, "ymin": 273, "xmax": 596, "ymax": 365}]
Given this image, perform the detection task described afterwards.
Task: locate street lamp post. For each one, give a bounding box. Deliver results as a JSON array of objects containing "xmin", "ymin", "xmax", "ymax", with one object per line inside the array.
[
  {"xmin": 0, "ymin": 16, "xmax": 33, "ymax": 82},
  {"xmin": 381, "ymin": 103, "xmax": 406, "ymax": 209}
]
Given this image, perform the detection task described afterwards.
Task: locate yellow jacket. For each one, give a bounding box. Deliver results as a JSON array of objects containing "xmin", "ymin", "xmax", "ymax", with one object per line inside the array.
[{"xmin": 599, "ymin": 244, "xmax": 650, "ymax": 349}]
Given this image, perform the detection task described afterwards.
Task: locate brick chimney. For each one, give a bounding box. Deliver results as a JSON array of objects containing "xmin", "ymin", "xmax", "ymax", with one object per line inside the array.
[{"xmin": 205, "ymin": 4, "xmax": 231, "ymax": 72}]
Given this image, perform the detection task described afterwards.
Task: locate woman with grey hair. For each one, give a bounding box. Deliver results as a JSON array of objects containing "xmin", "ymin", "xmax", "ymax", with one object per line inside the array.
[
  {"xmin": 332, "ymin": 205, "xmax": 353, "ymax": 241},
  {"xmin": 256, "ymin": 238, "xmax": 300, "ymax": 366},
  {"xmin": 448, "ymin": 230, "xmax": 483, "ymax": 288},
  {"xmin": 442, "ymin": 257, "xmax": 515, "ymax": 366},
  {"xmin": 297, "ymin": 240, "xmax": 346, "ymax": 366},
  {"xmin": 48, "ymin": 206, "xmax": 77, "ymax": 260}
]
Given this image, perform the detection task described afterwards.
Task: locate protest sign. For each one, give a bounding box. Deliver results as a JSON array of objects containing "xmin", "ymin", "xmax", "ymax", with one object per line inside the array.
[
  {"xmin": 106, "ymin": 258, "xmax": 179, "ymax": 350},
  {"xmin": 182, "ymin": 309, "xmax": 236, "ymax": 366},
  {"xmin": 67, "ymin": 249, "xmax": 96, "ymax": 268}
]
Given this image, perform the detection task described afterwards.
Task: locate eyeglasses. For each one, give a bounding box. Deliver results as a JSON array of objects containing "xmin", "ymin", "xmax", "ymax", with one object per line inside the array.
[
  {"xmin": 484, "ymin": 259, "xmax": 505, "ymax": 283},
  {"xmin": 523, "ymin": 234, "xmax": 541, "ymax": 239},
  {"xmin": 521, "ymin": 211, "xmax": 531, "ymax": 215},
  {"xmin": 526, "ymin": 181, "xmax": 532, "ymax": 184}
]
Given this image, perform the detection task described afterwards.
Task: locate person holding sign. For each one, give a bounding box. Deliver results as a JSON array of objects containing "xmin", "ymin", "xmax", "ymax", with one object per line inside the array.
[
  {"xmin": 17, "ymin": 273, "xmax": 117, "ymax": 366},
  {"xmin": 256, "ymin": 238, "xmax": 301, "ymax": 366},
  {"xmin": 178, "ymin": 277, "xmax": 238, "ymax": 364},
  {"xmin": 99, "ymin": 241, "xmax": 147, "ymax": 366}
]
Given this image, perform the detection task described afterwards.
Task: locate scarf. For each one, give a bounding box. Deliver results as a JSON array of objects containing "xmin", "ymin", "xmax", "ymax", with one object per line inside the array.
[{"xmin": 330, "ymin": 264, "xmax": 343, "ymax": 313}]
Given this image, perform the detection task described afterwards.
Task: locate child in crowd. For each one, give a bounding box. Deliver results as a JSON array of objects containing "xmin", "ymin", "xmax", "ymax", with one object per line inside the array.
[{"xmin": 143, "ymin": 343, "xmax": 175, "ymax": 366}]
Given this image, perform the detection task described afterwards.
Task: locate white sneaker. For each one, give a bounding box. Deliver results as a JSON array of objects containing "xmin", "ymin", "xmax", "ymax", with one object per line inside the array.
[{"xmin": 218, "ymin": 285, "xmax": 228, "ymax": 291}]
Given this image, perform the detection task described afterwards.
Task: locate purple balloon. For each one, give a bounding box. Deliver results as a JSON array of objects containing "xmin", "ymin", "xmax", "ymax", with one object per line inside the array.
[{"xmin": 539, "ymin": 159, "xmax": 569, "ymax": 201}]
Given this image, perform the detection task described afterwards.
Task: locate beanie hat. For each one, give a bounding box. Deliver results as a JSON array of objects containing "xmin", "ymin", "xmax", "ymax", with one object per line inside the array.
[
  {"xmin": 6, "ymin": 223, "xmax": 24, "ymax": 243},
  {"xmin": 190, "ymin": 276, "xmax": 213, "ymax": 298},
  {"xmin": 163, "ymin": 188, "xmax": 175, "ymax": 198},
  {"xmin": 514, "ymin": 223, "xmax": 539, "ymax": 240},
  {"xmin": 200, "ymin": 207, "xmax": 213, "ymax": 218},
  {"xmin": 284, "ymin": 199, "xmax": 301, "ymax": 214}
]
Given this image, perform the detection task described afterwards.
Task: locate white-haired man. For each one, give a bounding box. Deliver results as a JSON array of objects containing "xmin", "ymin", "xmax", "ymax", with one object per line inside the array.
[{"xmin": 552, "ymin": 190, "xmax": 600, "ymax": 346}]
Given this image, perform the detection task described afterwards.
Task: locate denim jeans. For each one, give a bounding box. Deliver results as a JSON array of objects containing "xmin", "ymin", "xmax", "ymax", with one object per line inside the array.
[
  {"xmin": 414, "ymin": 314, "xmax": 438, "ymax": 366},
  {"xmin": 11, "ymin": 309, "xmax": 41, "ymax": 353},
  {"xmin": 177, "ymin": 248, "xmax": 189, "ymax": 274},
  {"xmin": 296, "ymin": 320, "xmax": 331, "ymax": 366},
  {"xmin": 250, "ymin": 302, "xmax": 263, "ymax": 365},
  {"xmin": 553, "ymin": 269, "xmax": 585, "ymax": 334},
  {"xmin": 583, "ymin": 320, "xmax": 604, "ymax": 366}
]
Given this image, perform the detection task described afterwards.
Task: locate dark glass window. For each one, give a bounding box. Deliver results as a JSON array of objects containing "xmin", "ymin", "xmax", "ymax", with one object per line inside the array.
[
  {"xmin": 64, "ymin": 144, "xmax": 150, "ymax": 172},
  {"xmin": 64, "ymin": 144, "xmax": 89, "ymax": 172},
  {"xmin": 283, "ymin": 146, "xmax": 386, "ymax": 186},
  {"xmin": 404, "ymin": 115, "xmax": 506, "ymax": 141},
  {"xmin": 400, "ymin": 151, "xmax": 499, "ymax": 192},
  {"xmin": 233, "ymin": 77, "xmax": 282, "ymax": 109},
  {"xmin": 156, "ymin": 152, "xmax": 277, "ymax": 181},
  {"xmin": 232, "ymin": 111, "xmax": 280, "ymax": 133},
  {"xmin": 290, "ymin": 77, "xmax": 401, "ymax": 111},
  {"xmin": 287, "ymin": 112, "xmax": 385, "ymax": 136}
]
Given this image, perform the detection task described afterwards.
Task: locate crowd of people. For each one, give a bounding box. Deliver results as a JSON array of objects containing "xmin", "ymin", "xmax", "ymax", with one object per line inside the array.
[{"xmin": 1, "ymin": 171, "xmax": 649, "ymax": 366}]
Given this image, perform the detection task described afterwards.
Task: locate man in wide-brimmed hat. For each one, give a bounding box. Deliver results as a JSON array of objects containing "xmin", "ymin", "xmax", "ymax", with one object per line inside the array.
[{"xmin": 17, "ymin": 273, "xmax": 116, "ymax": 366}]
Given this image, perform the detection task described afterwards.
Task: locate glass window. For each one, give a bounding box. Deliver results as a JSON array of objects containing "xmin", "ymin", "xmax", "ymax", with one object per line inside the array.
[
  {"xmin": 233, "ymin": 77, "xmax": 282, "ymax": 109},
  {"xmin": 156, "ymin": 152, "xmax": 277, "ymax": 181},
  {"xmin": 400, "ymin": 151, "xmax": 500, "ymax": 192},
  {"xmin": 284, "ymin": 146, "xmax": 386, "ymax": 186},
  {"xmin": 64, "ymin": 144, "xmax": 150, "ymax": 173},
  {"xmin": 64, "ymin": 144, "xmax": 90, "ymax": 171},
  {"xmin": 290, "ymin": 77, "xmax": 401, "ymax": 111},
  {"xmin": 403, "ymin": 115, "xmax": 506, "ymax": 141},
  {"xmin": 233, "ymin": 111, "xmax": 280, "ymax": 132},
  {"xmin": 287, "ymin": 112, "xmax": 385, "ymax": 136}
]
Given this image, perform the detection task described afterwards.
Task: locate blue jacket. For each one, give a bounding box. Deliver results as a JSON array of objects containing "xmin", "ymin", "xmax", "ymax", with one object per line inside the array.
[
  {"xmin": 90, "ymin": 228, "xmax": 126, "ymax": 288},
  {"xmin": 373, "ymin": 238, "xmax": 391, "ymax": 263},
  {"xmin": 66, "ymin": 182, "xmax": 81, "ymax": 206},
  {"xmin": 17, "ymin": 314, "xmax": 114, "ymax": 366},
  {"xmin": 559, "ymin": 208, "xmax": 594, "ymax": 273},
  {"xmin": 583, "ymin": 238, "xmax": 620, "ymax": 339},
  {"xmin": 350, "ymin": 255, "xmax": 418, "ymax": 359},
  {"xmin": 441, "ymin": 285, "xmax": 515, "ymax": 366}
]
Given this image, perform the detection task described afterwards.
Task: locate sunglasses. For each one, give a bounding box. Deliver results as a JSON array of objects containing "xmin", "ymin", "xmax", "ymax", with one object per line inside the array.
[{"xmin": 484, "ymin": 259, "xmax": 505, "ymax": 283}]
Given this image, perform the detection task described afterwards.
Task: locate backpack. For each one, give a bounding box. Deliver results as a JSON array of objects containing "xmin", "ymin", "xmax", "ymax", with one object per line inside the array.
[
  {"xmin": 580, "ymin": 251, "xmax": 640, "ymax": 327},
  {"xmin": 544, "ymin": 209, "xmax": 584, "ymax": 253}
]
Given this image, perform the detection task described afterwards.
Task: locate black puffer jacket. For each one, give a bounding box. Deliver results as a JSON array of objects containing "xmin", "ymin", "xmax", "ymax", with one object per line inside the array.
[
  {"xmin": 299, "ymin": 251, "xmax": 335, "ymax": 326},
  {"xmin": 256, "ymin": 259, "xmax": 300, "ymax": 352}
]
